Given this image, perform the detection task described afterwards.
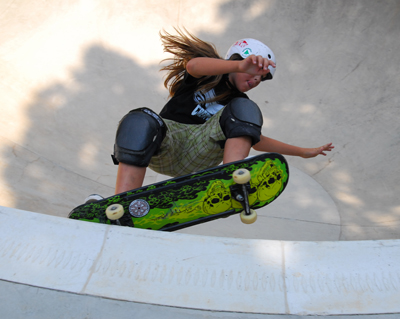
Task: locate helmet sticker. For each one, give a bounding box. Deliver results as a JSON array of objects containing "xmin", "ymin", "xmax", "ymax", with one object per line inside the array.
[
  {"xmin": 234, "ymin": 40, "xmax": 249, "ymax": 48},
  {"xmin": 242, "ymin": 48, "xmax": 252, "ymax": 56}
]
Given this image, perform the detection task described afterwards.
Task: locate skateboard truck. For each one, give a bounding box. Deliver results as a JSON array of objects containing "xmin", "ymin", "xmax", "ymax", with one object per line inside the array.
[
  {"xmin": 231, "ymin": 169, "xmax": 257, "ymax": 224},
  {"xmin": 230, "ymin": 183, "xmax": 251, "ymax": 214}
]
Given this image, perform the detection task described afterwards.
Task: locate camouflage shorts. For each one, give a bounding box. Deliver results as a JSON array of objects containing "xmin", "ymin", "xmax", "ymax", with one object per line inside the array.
[{"xmin": 149, "ymin": 109, "xmax": 226, "ymax": 177}]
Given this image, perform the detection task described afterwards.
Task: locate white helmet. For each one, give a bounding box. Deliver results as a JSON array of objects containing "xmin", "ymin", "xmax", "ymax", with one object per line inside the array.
[{"xmin": 225, "ymin": 38, "xmax": 276, "ymax": 80}]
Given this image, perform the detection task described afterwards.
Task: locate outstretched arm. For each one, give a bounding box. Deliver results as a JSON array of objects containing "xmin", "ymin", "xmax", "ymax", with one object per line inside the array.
[{"xmin": 253, "ymin": 135, "xmax": 334, "ymax": 158}]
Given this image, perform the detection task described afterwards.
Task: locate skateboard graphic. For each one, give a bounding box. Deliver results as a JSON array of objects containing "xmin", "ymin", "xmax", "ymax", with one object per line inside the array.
[{"xmin": 68, "ymin": 153, "xmax": 289, "ymax": 231}]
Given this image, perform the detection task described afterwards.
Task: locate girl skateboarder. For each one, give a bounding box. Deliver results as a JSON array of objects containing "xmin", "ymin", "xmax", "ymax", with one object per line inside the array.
[{"xmin": 108, "ymin": 28, "xmax": 333, "ymax": 196}]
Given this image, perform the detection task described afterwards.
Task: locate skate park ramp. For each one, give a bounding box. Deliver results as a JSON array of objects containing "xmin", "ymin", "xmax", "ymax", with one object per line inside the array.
[{"xmin": 1, "ymin": 0, "xmax": 400, "ymax": 318}]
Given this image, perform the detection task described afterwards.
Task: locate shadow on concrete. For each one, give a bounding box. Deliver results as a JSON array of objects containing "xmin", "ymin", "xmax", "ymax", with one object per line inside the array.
[{"xmin": 1, "ymin": 0, "xmax": 400, "ymax": 240}]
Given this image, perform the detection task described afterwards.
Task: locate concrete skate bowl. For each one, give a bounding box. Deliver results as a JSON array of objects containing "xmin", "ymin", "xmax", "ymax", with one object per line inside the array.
[{"xmin": 0, "ymin": 1, "xmax": 399, "ymax": 318}]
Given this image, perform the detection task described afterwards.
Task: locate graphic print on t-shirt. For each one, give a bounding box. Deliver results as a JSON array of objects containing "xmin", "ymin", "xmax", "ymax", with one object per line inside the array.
[{"xmin": 191, "ymin": 89, "xmax": 224, "ymax": 121}]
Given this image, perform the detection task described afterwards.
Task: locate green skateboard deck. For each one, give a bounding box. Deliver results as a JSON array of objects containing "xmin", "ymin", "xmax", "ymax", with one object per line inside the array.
[{"xmin": 68, "ymin": 153, "xmax": 289, "ymax": 231}]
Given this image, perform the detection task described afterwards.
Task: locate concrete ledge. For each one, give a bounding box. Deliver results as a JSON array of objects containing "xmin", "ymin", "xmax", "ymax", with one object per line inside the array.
[{"xmin": 1, "ymin": 205, "xmax": 399, "ymax": 316}]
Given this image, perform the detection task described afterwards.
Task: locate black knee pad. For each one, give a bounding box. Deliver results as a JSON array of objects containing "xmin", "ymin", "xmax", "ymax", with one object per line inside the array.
[
  {"xmin": 112, "ymin": 108, "xmax": 166, "ymax": 167},
  {"xmin": 219, "ymin": 98, "xmax": 263, "ymax": 146}
]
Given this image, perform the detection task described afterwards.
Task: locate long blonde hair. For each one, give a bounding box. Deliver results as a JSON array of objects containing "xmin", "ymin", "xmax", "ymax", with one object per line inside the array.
[{"xmin": 160, "ymin": 28, "xmax": 233, "ymax": 102}]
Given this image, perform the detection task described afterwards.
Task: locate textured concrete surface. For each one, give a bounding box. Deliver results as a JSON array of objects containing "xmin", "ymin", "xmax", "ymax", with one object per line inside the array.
[
  {"xmin": 2, "ymin": 280, "xmax": 399, "ymax": 319},
  {"xmin": 1, "ymin": 206, "xmax": 400, "ymax": 317},
  {"xmin": 0, "ymin": 2, "xmax": 399, "ymax": 235}
]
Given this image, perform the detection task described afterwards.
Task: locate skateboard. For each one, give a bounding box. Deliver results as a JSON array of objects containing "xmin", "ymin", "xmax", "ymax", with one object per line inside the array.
[{"xmin": 68, "ymin": 153, "xmax": 289, "ymax": 231}]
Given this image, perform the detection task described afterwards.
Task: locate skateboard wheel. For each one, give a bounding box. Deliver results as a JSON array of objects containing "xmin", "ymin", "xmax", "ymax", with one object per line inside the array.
[
  {"xmin": 240, "ymin": 209, "xmax": 257, "ymax": 224},
  {"xmin": 106, "ymin": 204, "xmax": 124, "ymax": 220},
  {"xmin": 233, "ymin": 169, "xmax": 251, "ymax": 184}
]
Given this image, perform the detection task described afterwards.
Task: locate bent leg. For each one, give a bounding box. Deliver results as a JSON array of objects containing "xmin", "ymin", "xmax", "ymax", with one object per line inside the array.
[
  {"xmin": 115, "ymin": 163, "xmax": 146, "ymax": 194},
  {"xmin": 220, "ymin": 98, "xmax": 262, "ymax": 164},
  {"xmin": 223, "ymin": 136, "xmax": 252, "ymax": 164},
  {"xmin": 112, "ymin": 108, "xmax": 166, "ymax": 194},
  {"xmin": 219, "ymin": 97, "xmax": 263, "ymax": 146}
]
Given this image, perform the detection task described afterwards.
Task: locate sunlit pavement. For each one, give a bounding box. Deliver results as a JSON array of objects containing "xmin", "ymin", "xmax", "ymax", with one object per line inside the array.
[{"xmin": 1, "ymin": 1, "xmax": 399, "ymax": 317}]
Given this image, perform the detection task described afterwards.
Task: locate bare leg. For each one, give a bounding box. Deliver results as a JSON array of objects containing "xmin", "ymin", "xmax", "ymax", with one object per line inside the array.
[
  {"xmin": 115, "ymin": 162, "xmax": 146, "ymax": 194},
  {"xmin": 223, "ymin": 136, "xmax": 252, "ymax": 164}
]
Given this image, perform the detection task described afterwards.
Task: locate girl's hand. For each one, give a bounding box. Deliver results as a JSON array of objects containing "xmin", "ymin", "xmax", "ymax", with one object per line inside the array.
[
  {"xmin": 238, "ymin": 55, "xmax": 276, "ymax": 77},
  {"xmin": 301, "ymin": 143, "xmax": 334, "ymax": 158}
]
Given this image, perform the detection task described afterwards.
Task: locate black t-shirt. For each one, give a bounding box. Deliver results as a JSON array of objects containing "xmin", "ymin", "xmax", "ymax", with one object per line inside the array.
[{"xmin": 160, "ymin": 72, "xmax": 248, "ymax": 124}]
